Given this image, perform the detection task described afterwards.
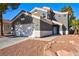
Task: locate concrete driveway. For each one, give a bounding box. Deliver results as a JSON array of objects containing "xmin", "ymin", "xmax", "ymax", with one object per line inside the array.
[
  {"xmin": 0, "ymin": 37, "xmax": 29, "ymax": 49},
  {"xmin": 0, "ymin": 35, "xmax": 57, "ymax": 49}
]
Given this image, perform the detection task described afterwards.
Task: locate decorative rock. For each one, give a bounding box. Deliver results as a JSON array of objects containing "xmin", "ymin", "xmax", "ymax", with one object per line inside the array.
[
  {"xmin": 57, "ymin": 41, "xmax": 66, "ymax": 44},
  {"xmin": 69, "ymin": 40, "xmax": 75, "ymax": 44},
  {"xmin": 44, "ymin": 50, "xmax": 53, "ymax": 56},
  {"xmin": 56, "ymin": 50, "xmax": 74, "ymax": 56},
  {"xmin": 52, "ymin": 41, "xmax": 55, "ymax": 44}
]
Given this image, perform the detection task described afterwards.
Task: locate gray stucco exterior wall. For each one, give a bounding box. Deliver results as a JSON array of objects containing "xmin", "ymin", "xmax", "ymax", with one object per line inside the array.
[
  {"xmin": 53, "ymin": 13, "xmax": 68, "ymax": 32},
  {"xmin": 12, "ymin": 14, "xmax": 33, "ymax": 25},
  {"xmin": 33, "ymin": 17, "xmax": 40, "ymax": 31},
  {"xmin": 40, "ymin": 20, "xmax": 52, "ymax": 31},
  {"xmin": 32, "ymin": 17, "xmax": 53, "ymax": 37}
]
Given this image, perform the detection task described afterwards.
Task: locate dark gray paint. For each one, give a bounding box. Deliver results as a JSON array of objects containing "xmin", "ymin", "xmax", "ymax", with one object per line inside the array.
[
  {"xmin": 40, "ymin": 19, "xmax": 52, "ymax": 31},
  {"xmin": 12, "ymin": 14, "xmax": 33, "ymax": 25}
]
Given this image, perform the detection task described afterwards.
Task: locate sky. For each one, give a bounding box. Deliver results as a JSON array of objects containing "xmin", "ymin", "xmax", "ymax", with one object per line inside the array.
[{"xmin": 3, "ymin": 3, "xmax": 79, "ymax": 20}]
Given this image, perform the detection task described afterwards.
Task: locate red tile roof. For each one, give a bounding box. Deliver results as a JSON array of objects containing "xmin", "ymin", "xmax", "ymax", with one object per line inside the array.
[{"xmin": 0, "ymin": 20, "xmax": 11, "ymax": 24}]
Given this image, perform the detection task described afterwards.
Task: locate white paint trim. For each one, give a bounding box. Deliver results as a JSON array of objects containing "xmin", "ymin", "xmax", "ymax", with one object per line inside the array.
[
  {"xmin": 29, "ymin": 30, "xmax": 52, "ymax": 37},
  {"xmin": 52, "ymin": 20, "xmax": 63, "ymax": 25},
  {"xmin": 31, "ymin": 14, "xmax": 40, "ymax": 19},
  {"xmin": 12, "ymin": 11, "xmax": 40, "ymax": 23},
  {"xmin": 29, "ymin": 30, "xmax": 40, "ymax": 37},
  {"xmin": 41, "ymin": 19, "xmax": 52, "ymax": 25},
  {"xmin": 11, "ymin": 12, "xmax": 26, "ymax": 22},
  {"xmin": 24, "ymin": 12, "xmax": 40, "ymax": 19},
  {"xmin": 53, "ymin": 10, "xmax": 68, "ymax": 14},
  {"xmin": 30, "ymin": 7, "xmax": 47, "ymax": 13},
  {"xmin": 31, "ymin": 7, "xmax": 68, "ymax": 15},
  {"xmin": 42, "ymin": 7, "xmax": 50, "ymax": 10},
  {"xmin": 59, "ymin": 31, "xmax": 63, "ymax": 35},
  {"xmin": 24, "ymin": 12, "xmax": 29, "ymax": 15},
  {"xmin": 65, "ymin": 31, "xmax": 68, "ymax": 35},
  {"xmin": 40, "ymin": 31, "xmax": 52, "ymax": 37}
]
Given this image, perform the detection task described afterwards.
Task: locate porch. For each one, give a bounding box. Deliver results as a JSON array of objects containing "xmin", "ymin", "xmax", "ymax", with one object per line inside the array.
[{"xmin": 52, "ymin": 20, "xmax": 68, "ymax": 35}]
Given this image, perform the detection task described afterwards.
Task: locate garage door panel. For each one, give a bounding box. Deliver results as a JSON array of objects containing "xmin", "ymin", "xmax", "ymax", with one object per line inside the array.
[{"xmin": 15, "ymin": 24, "xmax": 34, "ymax": 36}]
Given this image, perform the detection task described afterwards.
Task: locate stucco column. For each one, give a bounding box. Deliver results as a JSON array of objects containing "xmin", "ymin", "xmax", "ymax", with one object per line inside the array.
[
  {"xmin": 65, "ymin": 30, "xmax": 68, "ymax": 35},
  {"xmin": 59, "ymin": 25, "xmax": 63, "ymax": 35}
]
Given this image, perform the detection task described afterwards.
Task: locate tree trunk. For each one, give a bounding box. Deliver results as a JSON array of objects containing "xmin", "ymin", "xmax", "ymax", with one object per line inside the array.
[
  {"xmin": 0, "ymin": 12, "xmax": 4, "ymax": 36},
  {"xmin": 68, "ymin": 14, "xmax": 70, "ymax": 34}
]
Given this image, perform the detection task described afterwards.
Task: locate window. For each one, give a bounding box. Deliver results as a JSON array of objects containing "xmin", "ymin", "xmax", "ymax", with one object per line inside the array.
[
  {"xmin": 21, "ymin": 18, "xmax": 25, "ymax": 21},
  {"xmin": 16, "ymin": 22, "xmax": 20, "ymax": 25},
  {"xmin": 4, "ymin": 24, "xmax": 11, "ymax": 30},
  {"xmin": 58, "ymin": 15, "xmax": 61, "ymax": 17},
  {"xmin": 47, "ymin": 12, "xmax": 51, "ymax": 19},
  {"xmin": 34, "ymin": 9, "xmax": 38, "ymax": 12},
  {"xmin": 42, "ymin": 13, "xmax": 46, "ymax": 18},
  {"xmin": 64, "ymin": 14, "xmax": 66, "ymax": 17}
]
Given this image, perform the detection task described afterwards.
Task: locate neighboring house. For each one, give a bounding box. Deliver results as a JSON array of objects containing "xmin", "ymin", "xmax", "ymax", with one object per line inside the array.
[
  {"xmin": 0, "ymin": 20, "xmax": 11, "ymax": 35},
  {"xmin": 11, "ymin": 7, "xmax": 70, "ymax": 37}
]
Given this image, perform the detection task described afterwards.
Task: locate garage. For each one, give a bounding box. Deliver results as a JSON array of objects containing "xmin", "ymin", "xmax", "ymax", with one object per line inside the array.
[
  {"xmin": 15, "ymin": 24, "xmax": 34, "ymax": 37},
  {"xmin": 11, "ymin": 10, "xmax": 34, "ymax": 37}
]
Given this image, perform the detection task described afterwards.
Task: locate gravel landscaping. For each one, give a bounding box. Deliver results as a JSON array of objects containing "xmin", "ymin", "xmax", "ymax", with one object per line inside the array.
[
  {"xmin": 0, "ymin": 35, "xmax": 79, "ymax": 56},
  {"xmin": 0, "ymin": 40, "xmax": 48, "ymax": 56},
  {"xmin": 45, "ymin": 35, "xmax": 79, "ymax": 56}
]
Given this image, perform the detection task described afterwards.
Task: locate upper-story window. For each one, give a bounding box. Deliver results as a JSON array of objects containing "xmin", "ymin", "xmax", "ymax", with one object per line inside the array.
[
  {"xmin": 64, "ymin": 14, "xmax": 66, "ymax": 17},
  {"xmin": 42, "ymin": 13, "xmax": 46, "ymax": 18},
  {"xmin": 16, "ymin": 21, "xmax": 20, "ymax": 25},
  {"xmin": 21, "ymin": 17, "xmax": 25, "ymax": 21},
  {"xmin": 47, "ymin": 12, "xmax": 52, "ymax": 19},
  {"xmin": 34, "ymin": 9, "xmax": 38, "ymax": 12},
  {"xmin": 58, "ymin": 15, "xmax": 61, "ymax": 17}
]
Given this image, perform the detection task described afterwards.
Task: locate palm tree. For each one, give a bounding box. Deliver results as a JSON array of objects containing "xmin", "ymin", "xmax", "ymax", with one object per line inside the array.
[
  {"xmin": 67, "ymin": 6, "xmax": 78, "ymax": 34},
  {"xmin": 61, "ymin": 6, "xmax": 78, "ymax": 34},
  {"xmin": 61, "ymin": 6, "xmax": 73, "ymax": 15},
  {"xmin": 67, "ymin": 6, "xmax": 73, "ymax": 15},
  {"xmin": 0, "ymin": 3, "xmax": 20, "ymax": 36},
  {"xmin": 61, "ymin": 6, "xmax": 67, "ymax": 12}
]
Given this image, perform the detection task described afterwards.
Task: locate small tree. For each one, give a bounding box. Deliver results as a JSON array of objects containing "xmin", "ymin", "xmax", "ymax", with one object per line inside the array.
[{"xmin": 0, "ymin": 3, "xmax": 20, "ymax": 36}]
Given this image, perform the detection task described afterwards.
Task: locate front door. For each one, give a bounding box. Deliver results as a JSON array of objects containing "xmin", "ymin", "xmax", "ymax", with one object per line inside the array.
[
  {"xmin": 53, "ymin": 27, "xmax": 57, "ymax": 35},
  {"xmin": 52, "ymin": 25, "xmax": 59, "ymax": 35}
]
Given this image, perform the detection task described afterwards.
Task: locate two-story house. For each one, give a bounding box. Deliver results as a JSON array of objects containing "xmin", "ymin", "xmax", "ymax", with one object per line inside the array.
[{"xmin": 11, "ymin": 7, "xmax": 69, "ymax": 37}]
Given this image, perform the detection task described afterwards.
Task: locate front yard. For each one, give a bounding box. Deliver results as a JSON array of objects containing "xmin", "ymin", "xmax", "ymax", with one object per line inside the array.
[
  {"xmin": 0, "ymin": 40, "xmax": 48, "ymax": 56},
  {"xmin": 0, "ymin": 35, "xmax": 79, "ymax": 56}
]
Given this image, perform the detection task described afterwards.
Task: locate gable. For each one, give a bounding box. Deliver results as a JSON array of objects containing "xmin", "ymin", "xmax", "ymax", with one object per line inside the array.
[
  {"xmin": 11, "ymin": 10, "xmax": 26, "ymax": 23},
  {"xmin": 30, "ymin": 7, "xmax": 47, "ymax": 17},
  {"xmin": 13, "ymin": 14, "xmax": 33, "ymax": 25}
]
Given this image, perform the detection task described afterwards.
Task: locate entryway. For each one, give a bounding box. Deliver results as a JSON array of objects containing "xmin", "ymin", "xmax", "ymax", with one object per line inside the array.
[{"xmin": 52, "ymin": 25, "xmax": 59, "ymax": 35}]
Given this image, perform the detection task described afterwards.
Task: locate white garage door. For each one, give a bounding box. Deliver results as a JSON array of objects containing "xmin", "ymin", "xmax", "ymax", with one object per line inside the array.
[{"xmin": 15, "ymin": 24, "xmax": 34, "ymax": 36}]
